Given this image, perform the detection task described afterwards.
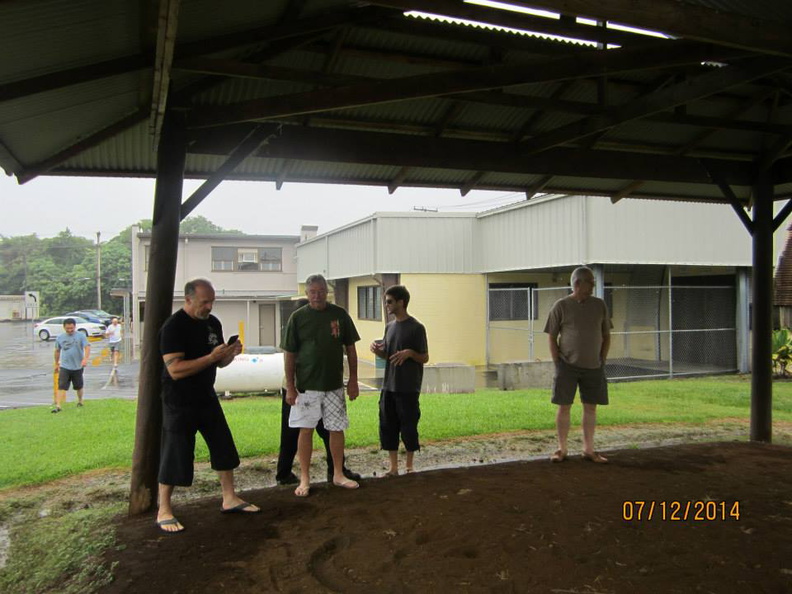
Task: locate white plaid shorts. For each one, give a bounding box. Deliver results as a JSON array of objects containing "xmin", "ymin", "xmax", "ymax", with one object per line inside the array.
[{"xmin": 288, "ymin": 388, "xmax": 349, "ymax": 432}]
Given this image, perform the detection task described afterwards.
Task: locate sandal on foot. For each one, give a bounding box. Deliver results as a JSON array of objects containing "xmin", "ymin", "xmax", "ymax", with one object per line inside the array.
[
  {"xmin": 156, "ymin": 517, "xmax": 184, "ymax": 533},
  {"xmin": 333, "ymin": 478, "xmax": 360, "ymax": 490},
  {"xmin": 582, "ymin": 451, "xmax": 609, "ymax": 464},
  {"xmin": 294, "ymin": 485, "xmax": 310, "ymax": 498},
  {"xmin": 221, "ymin": 502, "xmax": 260, "ymax": 514},
  {"xmin": 382, "ymin": 470, "xmax": 399, "ymax": 478},
  {"xmin": 550, "ymin": 449, "xmax": 567, "ymax": 463}
]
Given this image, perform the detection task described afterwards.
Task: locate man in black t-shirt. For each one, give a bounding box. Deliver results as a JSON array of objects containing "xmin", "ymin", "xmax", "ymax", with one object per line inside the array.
[
  {"xmin": 156, "ymin": 278, "xmax": 259, "ymax": 533},
  {"xmin": 371, "ymin": 285, "xmax": 428, "ymax": 476}
]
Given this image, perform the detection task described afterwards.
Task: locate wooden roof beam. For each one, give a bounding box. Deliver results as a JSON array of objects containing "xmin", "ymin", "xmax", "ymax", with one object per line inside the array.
[
  {"xmin": 525, "ymin": 174, "xmax": 553, "ymax": 200},
  {"xmin": 189, "ymin": 39, "xmax": 741, "ymax": 127},
  {"xmin": 520, "ymin": 56, "xmax": 792, "ymax": 155},
  {"xmin": 388, "ymin": 166, "xmax": 411, "ymax": 194},
  {"xmin": 180, "ymin": 124, "xmax": 280, "ymax": 220},
  {"xmin": 149, "ymin": 0, "xmax": 182, "ymax": 150},
  {"xmin": 612, "ymin": 89, "xmax": 778, "ymax": 201},
  {"xmin": 275, "ymin": 160, "xmax": 295, "ymax": 190},
  {"xmin": 701, "ymin": 159, "xmax": 754, "ymax": 232},
  {"xmin": 245, "ymin": 126, "xmax": 755, "ymax": 186},
  {"xmin": 460, "ymin": 171, "xmax": 486, "ymax": 196},
  {"xmin": 177, "ymin": 57, "xmax": 790, "ymax": 136}
]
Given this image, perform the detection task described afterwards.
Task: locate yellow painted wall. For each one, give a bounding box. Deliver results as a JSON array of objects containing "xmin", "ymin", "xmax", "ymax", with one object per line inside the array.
[
  {"xmin": 401, "ymin": 273, "xmax": 487, "ymax": 366},
  {"xmin": 487, "ymin": 272, "xmax": 567, "ymax": 363}
]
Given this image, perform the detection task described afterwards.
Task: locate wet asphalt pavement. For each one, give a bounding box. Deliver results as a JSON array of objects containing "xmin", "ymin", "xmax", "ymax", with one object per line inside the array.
[{"xmin": 0, "ymin": 321, "xmax": 138, "ymax": 410}]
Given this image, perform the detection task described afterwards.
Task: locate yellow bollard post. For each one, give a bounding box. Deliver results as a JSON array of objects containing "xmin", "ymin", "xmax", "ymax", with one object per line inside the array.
[{"xmin": 238, "ymin": 321, "xmax": 245, "ymax": 352}]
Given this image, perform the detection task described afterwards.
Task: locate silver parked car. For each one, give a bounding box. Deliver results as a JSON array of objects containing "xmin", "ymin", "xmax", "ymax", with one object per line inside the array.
[{"xmin": 33, "ymin": 316, "xmax": 106, "ymax": 341}]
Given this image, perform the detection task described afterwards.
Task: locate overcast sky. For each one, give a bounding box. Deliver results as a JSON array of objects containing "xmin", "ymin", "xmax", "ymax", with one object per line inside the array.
[{"xmin": 0, "ymin": 173, "xmax": 526, "ymax": 241}]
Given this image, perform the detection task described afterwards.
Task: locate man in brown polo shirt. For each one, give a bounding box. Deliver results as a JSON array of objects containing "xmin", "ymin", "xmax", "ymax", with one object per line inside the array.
[{"xmin": 544, "ymin": 266, "xmax": 612, "ymax": 464}]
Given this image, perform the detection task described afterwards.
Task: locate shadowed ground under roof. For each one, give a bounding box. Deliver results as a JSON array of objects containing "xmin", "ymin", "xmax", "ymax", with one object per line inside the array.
[{"xmin": 101, "ymin": 441, "xmax": 792, "ymax": 593}]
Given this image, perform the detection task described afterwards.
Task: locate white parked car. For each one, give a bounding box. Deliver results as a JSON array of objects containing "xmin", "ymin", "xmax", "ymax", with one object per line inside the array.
[{"xmin": 33, "ymin": 316, "xmax": 106, "ymax": 341}]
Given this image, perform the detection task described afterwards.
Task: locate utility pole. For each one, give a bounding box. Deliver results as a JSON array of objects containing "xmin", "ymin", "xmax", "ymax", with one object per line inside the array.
[{"xmin": 96, "ymin": 231, "xmax": 102, "ymax": 309}]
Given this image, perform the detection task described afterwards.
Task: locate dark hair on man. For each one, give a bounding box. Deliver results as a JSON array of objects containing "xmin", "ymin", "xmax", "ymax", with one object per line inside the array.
[
  {"xmin": 305, "ymin": 274, "xmax": 328, "ymax": 288},
  {"xmin": 63, "ymin": 317, "xmax": 76, "ymax": 327},
  {"xmin": 385, "ymin": 284, "xmax": 410, "ymax": 308},
  {"xmin": 184, "ymin": 278, "xmax": 213, "ymax": 298}
]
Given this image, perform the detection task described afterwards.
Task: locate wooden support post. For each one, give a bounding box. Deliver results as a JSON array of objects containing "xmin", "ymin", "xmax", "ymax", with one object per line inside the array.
[
  {"xmin": 750, "ymin": 173, "xmax": 773, "ymax": 443},
  {"xmin": 128, "ymin": 110, "xmax": 186, "ymax": 515}
]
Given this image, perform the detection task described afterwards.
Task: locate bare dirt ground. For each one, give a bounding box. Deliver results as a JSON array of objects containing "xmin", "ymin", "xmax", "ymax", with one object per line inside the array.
[{"xmin": 83, "ymin": 422, "xmax": 792, "ymax": 594}]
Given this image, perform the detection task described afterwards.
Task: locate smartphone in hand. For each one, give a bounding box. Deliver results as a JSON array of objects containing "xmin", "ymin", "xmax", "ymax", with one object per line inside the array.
[{"xmin": 227, "ymin": 335, "xmax": 239, "ymax": 345}]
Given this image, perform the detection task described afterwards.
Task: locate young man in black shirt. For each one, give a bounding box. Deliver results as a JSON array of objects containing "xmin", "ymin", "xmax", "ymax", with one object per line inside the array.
[
  {"xmin": 157, "ymin": 278, "xmax": 259, "ymax": 533},
  {"xmin": 371, "ymin": 285, "xmax": 429, "ymax": 476}
]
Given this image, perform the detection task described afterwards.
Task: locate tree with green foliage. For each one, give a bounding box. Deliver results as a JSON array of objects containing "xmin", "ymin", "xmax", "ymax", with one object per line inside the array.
[{"xmin": 0, "ymin": 216, "xmax": 244, "ymax": 317}]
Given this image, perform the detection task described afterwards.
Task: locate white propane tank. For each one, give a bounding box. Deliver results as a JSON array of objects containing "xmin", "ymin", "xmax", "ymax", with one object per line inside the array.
[{"xmin": 215, "ymin": 351, "xmax": 284, "ymax": 393}]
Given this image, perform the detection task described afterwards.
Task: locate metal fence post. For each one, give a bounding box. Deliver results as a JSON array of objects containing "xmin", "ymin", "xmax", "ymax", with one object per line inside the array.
[{"xmin": 668, "ymin": 271, "xmax": 674, "ymax": 379}]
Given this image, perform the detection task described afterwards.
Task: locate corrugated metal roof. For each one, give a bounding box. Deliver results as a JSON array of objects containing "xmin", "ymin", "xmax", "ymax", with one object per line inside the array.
[
  {"xmin": 687, "ymin": 0, "xmax": 792, "ymax": 21},
  {"xmin": 0, "ymin": 0, "xmax": 140, "ymax": 82},
  {"xmin": 1, "ymin": 0, "xmax": 792, "ymax": 207}
]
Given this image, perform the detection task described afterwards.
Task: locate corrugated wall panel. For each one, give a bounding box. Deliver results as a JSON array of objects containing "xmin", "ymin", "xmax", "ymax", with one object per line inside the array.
[
  {"xmin": 476, "ymin": 196, "xmax": 586, "ymax": 271},
  {"xmin": 586, "ymin": 197, "xmax": 752, "ymax": 266},
  {"xmin": 327, "ymin": 220, "xmax": 375, "ymax": 278},
  {"xmin": 296, "ymin": 239, "xmax": 329, "ymax": 281},
  {"xmin": 377, "ymin": 215, "xmax": 476, "ymax": 273}
]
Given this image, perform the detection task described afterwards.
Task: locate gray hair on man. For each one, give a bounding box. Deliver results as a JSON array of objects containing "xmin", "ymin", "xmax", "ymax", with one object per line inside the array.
[
  {"xmin": 184, "ymin": 278, "xmax": 214, "ymax": 298},
  {"xmin": 305, "ymin": 274, "xmax": 328, "ymax": 288},
  {"xmin": 570, "ymin": 266, "xmax": 594, "ymax": 289}
]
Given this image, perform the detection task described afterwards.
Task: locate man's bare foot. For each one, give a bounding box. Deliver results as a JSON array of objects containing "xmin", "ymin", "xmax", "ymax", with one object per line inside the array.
[
  {"xmin": 333, "ymin": 477, "xmax": 360, "ymax": 489},
  {"xmin": 382, "ymin": 470, "xmax": 399, "ymax": 478},
  {"xmin": 550, "ymin": 449, "xmax": 568, "ymax": 463},
  {"xmin": 295, "ymin": 484, "xmax": 310, "ymax": 497},
  {"xmin": 582, "ymin": 451, "xmax": 609, "ymax": 464},
  {"xmin": 156, "ymin": 515, "xmax": 184, "ymax": 533},
  {"xmin": 405, "ymin": 467, "xmax": 414, "ymax": 473}
]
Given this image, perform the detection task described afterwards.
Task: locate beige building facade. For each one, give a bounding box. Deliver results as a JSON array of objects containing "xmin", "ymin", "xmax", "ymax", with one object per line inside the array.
[{"xmin": 131, "ymin": 226, "xmax": 316, "ymax": 348}]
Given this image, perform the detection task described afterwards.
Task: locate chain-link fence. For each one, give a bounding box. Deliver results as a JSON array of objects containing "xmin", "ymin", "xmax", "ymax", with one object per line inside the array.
[{"xmin": 487, "ymin": 285, "xmax": 738, "ymax": 381}]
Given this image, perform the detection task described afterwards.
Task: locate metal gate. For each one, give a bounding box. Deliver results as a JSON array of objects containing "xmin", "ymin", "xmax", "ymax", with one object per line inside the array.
[{"xmin": 487, "ymin": 285, "xmax": 738, "ymax": 381}]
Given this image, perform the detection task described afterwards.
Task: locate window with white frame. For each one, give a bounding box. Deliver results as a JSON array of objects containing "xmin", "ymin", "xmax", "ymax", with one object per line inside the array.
[
  {"xmin": 357, "ymin": 286, "xmax": 382, "ymax": 321},
  {"xmin": 259, "ymin": 248, "xmax": 282, "ymax": 271},
  {"xmin": 211, "ymin": 247, "xmax": 282, "ymax": 272},
  {"xmin": 488, "ymin": 283, "xmax": 538, "ymax": 321},
  {"xmin": 211, "ymin": 247, "xmax": 235, "ymax": 271},
  {"xmin": 237, "ymin": 248, "xmax": 259, "ymax": 271}
]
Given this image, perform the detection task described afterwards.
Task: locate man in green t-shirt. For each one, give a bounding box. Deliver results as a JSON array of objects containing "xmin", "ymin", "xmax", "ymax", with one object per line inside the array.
[{"xmin": 282, "ymin": 274, "xmax": 361, "ymax": 497}]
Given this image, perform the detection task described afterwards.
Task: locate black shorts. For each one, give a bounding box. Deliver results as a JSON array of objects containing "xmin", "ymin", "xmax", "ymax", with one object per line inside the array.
[
  {"xmin": 58, "ymin": 368, "xmax": 84, "ymax": 391},
  {"xmin": 551, "ymin": 360, "xmax": 609, "ymax": 405},
  {"xmin": 379, "ymin": 391, "xmax": 421, "ymax": 452},
  {"xmin": 158, "ymin": 396, "xmax": 240, "ymax": 487}
]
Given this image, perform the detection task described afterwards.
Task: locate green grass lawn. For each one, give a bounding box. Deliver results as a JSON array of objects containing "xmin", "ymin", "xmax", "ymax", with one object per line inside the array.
[{"xmin": 2, "ymin": 376, "xmax": 792, "ymax": 490}]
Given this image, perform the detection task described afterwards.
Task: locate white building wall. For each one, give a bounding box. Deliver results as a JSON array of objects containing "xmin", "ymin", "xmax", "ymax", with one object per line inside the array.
[
  {"xmin": 476, "ymin": 195, "xmax": 587, "ymax": 271},
  {"xmin": 585, "ymin": 197, "xmax": 753, "ymax": 266},
  {"xmin": 377, "ymin": 213, "xmax": 476, "ymax": 273},
  {"xmin": 136, "ymin": 235, "xmax": 298, "ymax": 295},
  {"xmin": 296, "ymin": 236, "xmax": 331, "ymax": 280},
  {"xmin": 295, "ymin": 195, "xmax": 784, "ymax": 283},
  {"xmin": 327, "ymin": 220, "xmax": 375, "ymax": 279},
  {"xmin": 131, "ymin": 231, "xmax": 301, "ymax": 348}
]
